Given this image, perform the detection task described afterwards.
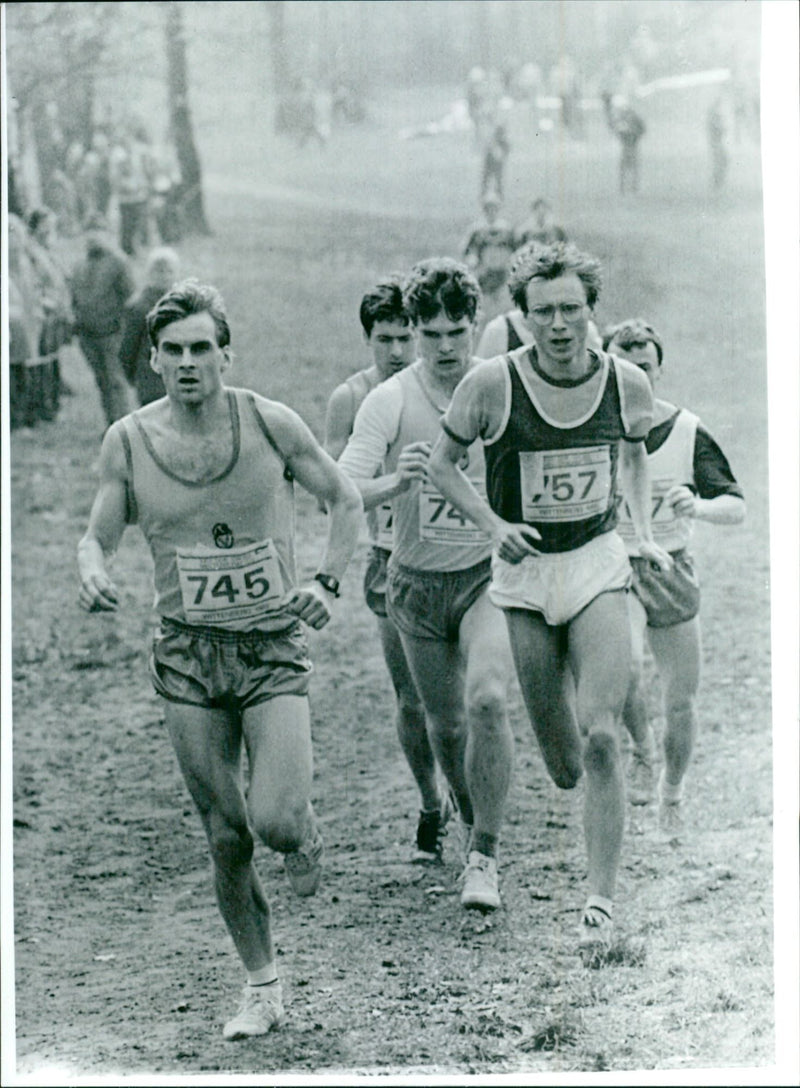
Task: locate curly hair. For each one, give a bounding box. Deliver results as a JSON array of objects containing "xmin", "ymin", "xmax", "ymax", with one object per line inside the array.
[
  {"xmin": 402, "ymin": 258, "xmax": 481, "ymax": 325},
  {"xmin": 359, "ymin": 275, "xmax": 411, "ymax": 337},
  {"xmin": 603, "ymin": 317, "xmax": 664, "ymax": 365},
  {"xmin": 147, "ymin": 279, "xmax": 231, "ymax": 349},
  {"xmin": 507, "ymin": 241, "xmax": 603, "ymax": 314}
]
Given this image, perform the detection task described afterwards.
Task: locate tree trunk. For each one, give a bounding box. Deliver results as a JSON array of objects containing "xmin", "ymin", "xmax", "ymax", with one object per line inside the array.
[{"xmin": 164, "ymin": 0, "xmax": 211, "ymax": 235}]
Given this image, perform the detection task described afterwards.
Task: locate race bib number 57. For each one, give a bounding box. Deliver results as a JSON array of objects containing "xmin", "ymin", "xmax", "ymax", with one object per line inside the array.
[
  {"xmin": 519, "ymin": 445, "xmax": 611, "ymax": 523},
  {"xmin": 177, "ymin": 538, "xmax": 285, "ymax": 626}
]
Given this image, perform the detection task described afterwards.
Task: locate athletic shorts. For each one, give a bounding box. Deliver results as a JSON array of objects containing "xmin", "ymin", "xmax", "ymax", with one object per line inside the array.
[
  {"xmin": 363, "ymin": 545, "xmax": 391, "ymax": 618},
  {"xmin": 150, "ymin": 617, "xmax": 312, "ymax": 710},
  {"xmin": 386, "ymin": 558, "xmax": 492, "ymax": 642},
  {"xmin": 489, "ymin": 530, "xmax": 631, "ymax": 626},
  {"xmin": 630, "ymin": 548, "xmax": 700, "ymax": 628}
]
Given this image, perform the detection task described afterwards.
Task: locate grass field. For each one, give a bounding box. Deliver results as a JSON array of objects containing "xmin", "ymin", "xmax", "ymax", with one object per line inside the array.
[{"xmin": 8, "ymin": 77, "xmax": 786, "ymax": 1079}]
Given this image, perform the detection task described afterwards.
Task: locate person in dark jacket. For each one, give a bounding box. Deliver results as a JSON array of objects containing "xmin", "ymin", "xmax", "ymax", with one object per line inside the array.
[
  {"xmin": 70, "ymin": 215, "xmax": 135, "ymax": 426},
  {"xmin": 119, "ymin": 247, "xmax": 180, "ymax": 405}
]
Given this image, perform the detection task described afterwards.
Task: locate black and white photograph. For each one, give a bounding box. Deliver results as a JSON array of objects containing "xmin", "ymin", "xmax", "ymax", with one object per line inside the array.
[{"xmin": 2, "ymin": 1, "xmax": 798, "ymax": 1082}]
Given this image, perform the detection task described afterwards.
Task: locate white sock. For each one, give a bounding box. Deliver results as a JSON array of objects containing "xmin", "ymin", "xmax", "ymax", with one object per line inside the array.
[
  {"xmin": 247, "ymin": 964, "xmax": 278, "ymax": 987},
  {"xmin": 659, "ymin": 770, "xmax": 683, "ymax": 805}
]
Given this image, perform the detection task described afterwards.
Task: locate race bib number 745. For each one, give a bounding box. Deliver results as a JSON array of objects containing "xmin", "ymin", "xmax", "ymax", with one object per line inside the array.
[
  {"xmin": 177, "ymin": 538, "xmax": 285, "ymax": 626},
  {"xmin": 519, "ymin": 445, "xmax": 612, "ymax": 523}
]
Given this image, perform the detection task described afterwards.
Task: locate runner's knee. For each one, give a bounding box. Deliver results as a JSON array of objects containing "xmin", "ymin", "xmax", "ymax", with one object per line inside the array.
[
  {"xmin": 251, "ymin": 802, "xmax": 308, "ymax": 854},
  {"xmin": 207, "ymin": 812, "xmax": 254, "ymax": 868},
  {"xmin": 465, "ymin": 682, "xmax": 506, "ymax": 729},
  {"xmin": 583, "ymin": 730, "xmax": 620, "ymax": 780}
]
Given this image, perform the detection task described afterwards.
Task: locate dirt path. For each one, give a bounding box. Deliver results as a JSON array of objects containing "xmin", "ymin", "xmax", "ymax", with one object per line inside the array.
[{"xmin": 10, "ymin": 344, "xmax": 774, "ymax": 1078}]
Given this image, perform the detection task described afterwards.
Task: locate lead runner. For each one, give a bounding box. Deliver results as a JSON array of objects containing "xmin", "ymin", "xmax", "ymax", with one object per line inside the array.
[
  {"xmin": 77, "ymin": 280, "xmax": 362, "ymax": 1039},
  {"xmin": 428, "ymin": 242, "xmax": 672, "ymax": 949}
]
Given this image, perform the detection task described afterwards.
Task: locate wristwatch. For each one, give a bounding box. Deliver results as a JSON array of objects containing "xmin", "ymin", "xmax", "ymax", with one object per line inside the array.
[{"xmin": 313, "ymin": 572, "xmax": 341, "ymax": 598}]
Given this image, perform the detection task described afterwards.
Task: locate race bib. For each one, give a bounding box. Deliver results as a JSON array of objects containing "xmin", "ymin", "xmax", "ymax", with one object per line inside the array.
[
  {"xmin": 375, "ymin": 501, "xmax": 394, "ymax": 549},
  {"xmin": 617, "ymin": 478, "xmax": 678, "ymax": 543},
  {"xmin": 519, "ymin": 445, "xmax": 611, "ymax": 523},
  {"xmin": 176, "ymin": 538, "xmax": 285, "ymax": 627},
  {"xmin": 419, "ymin": 483, "xmax": 490, "ymax": 545}
]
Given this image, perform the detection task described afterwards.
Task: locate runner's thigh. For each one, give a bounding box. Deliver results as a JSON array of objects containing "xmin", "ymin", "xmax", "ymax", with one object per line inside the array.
[
  {"xmin": 568, "ymin": 590, "xmax": 631, "ymax": 724},
  {"xmin": 648, "ymin": 615, "xmax": 701, "ymax": 698},
  {"xmin": 400, "ymin": 631, "xmax": 464, "ymax": 728},
  {"xmin": 243, "ymin": 694, "xmax": 313, "ymax": 816},
  {"xmin": 164, "ymin": 701, "xmax": 246, "ymax": 827},
  {"xmin": 459, "ymin": 590, "xmax": 513, "ymax": 699}
]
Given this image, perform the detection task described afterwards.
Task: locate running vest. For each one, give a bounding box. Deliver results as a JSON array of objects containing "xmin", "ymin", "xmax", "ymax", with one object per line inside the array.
[
  {"xmin": 386, "ymin": 363, "xmax": 492, "ymax": 572},
  {"xmin": 344, "ymin": 369, "xmax": 393, "ymax": 549},
  {"xmin": 484, "ymin": 349, "xmax": 652, "ymax": 553},
  {"xmin": 120, "ymin": 388, "xmax": 298, "ymax": 632},
  {"xmin": 505, "ymin": 313, "xmax": 525, "ymax": 351},
  {"xmin": 616, "ymin": 406, "xmax": 699, "ymax": 557}
]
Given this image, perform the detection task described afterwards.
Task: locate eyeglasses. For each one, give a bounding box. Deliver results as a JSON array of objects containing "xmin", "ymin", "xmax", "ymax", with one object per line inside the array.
[{"xmin": 528, "ymin": 302, "xmax": 587, "ymax": 326}]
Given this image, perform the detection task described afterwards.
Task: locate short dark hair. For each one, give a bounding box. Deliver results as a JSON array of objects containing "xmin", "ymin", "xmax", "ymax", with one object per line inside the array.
[
  {"xmin": 402, "ymin": 258, "xmax": 481, "ymax": 325},
  {"xmin": 359, "ymin": 275, "xmax": 410, "ymax": 337},
  {"xmin": 147, "ymin": 279, "xmax": 231, "ymax": 349},
  {"xmin": 604, "ymin": 318, "xmax": 664, "ymax": 365},
  {"xmin": 508, "ymin": 241, "xmax": 603, "ymax": 314}
]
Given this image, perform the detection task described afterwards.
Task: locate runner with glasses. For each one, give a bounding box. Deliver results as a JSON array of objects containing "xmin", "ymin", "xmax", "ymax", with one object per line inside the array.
[
  {"xmin": 427, "ymin": 242, "xmax": 672, "ymax": 951},
  {"xmin": 604, "ymin": 319, "xmax": 745, "ymax": 837}
]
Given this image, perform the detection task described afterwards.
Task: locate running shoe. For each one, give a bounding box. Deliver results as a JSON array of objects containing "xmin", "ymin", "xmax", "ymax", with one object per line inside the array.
[
  {"xmin": 412, "ymin": 794, "xmax": 453, "ymax": 863},
  {"xmin": 223, "ymin": 982, "xmax": 284, "ymax": 1040},
  {"xmin": 284, "ymin": 825, "xmax": 324, "ymax": 897},
  {"xmin": 460, "ymin": 850, "xmax": 501, "ymax": 912}
]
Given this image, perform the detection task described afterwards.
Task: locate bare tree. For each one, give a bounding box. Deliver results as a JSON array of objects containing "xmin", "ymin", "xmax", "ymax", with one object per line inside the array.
[{"xmin": 163, "ymin": 0, "xmax": 211, "ymax": 235}]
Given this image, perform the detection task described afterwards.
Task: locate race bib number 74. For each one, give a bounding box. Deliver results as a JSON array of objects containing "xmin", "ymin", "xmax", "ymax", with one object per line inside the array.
[
  {"xmin": 419, "ymin": 483, "xmax": 490, "ymax": 545},
  {"xmin": 177, "ymin": 538, "xmax": 285, "ymax": 626},
  {"xmin": 519, "ymin": 445, "xmax": 611, "ymax": 523}
]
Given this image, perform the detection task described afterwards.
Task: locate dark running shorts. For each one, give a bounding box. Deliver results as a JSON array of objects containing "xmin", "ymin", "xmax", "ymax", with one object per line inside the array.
[
  {"xmin": 363, "ymin": 545, "xmax": 391, "ymax": 618},
  {"xmin": 150, "ymin": 617, "xmax": 312, "ymax": 710},
  {"xmin": 630, "ymin": 548, "xmax": 701, "ymax": 629},
  {"xmin": 386, "ymin": 558, "xmax": 492, "ymax": 642}
]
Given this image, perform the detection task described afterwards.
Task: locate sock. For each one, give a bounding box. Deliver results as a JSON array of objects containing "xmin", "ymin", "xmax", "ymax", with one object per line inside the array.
[
  {"xmin": 247, "ymin": 964, "xmax": 278, "ymax": 987},
  {"xmin": 659, "ymin": 771, "xmax": 683, "ymax": 805},
  {"xmin": 471, "ymin": 830, "xmax": 498, "ymax": 859}
]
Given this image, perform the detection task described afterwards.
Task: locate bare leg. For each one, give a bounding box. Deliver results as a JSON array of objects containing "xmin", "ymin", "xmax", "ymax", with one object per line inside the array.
[
  {"xmin": 166, "ymin": 702, "xmax": 274, "ymax": 973},
  {"xmin": 398, "ymin": 630, "xmax": 473, "ymax": 826},
  {"xmin": 648, "ymin": 617, "xmax": 701, "ymax": 791},
  {"xmin": 377, "ymin": 615, "xmax": 437, "ymax": 810},
  {"xmin": 242, "ymin": 694, "xmax": 315, "ymax": 853},
  {"xmin": 503, "ymin": 608, "xmax": 583, "ymax": 790},
  {"xmin": 568, "ymin": 591, "xmax": 631, "ymax": 904},
  {"xmin": 459, "ymin": 593, "xmax": 515, "ymax": 849}
]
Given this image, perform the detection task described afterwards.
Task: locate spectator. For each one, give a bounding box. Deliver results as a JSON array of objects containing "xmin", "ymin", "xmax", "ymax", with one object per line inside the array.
[
  {"xmin": 608, "ymin": 102, "xmax": 646, "ymax": 195},
  {"xmin": 481, "ymin": 122, "xmax": 511, "ymax": 202},
  {"xmin": 706, "ymin": 97, "xmax": 730, "ymax": 192},
  {"xmin": 120, "ymin": 247, "xmax": 181, "ymax": 405},
  {"xmin": 69, "ymin": 215, "xmax": 135, "ymax": 427},
  {"xmin": 26, "ymin": 207, "xmax": 74, "ymax": 418}
]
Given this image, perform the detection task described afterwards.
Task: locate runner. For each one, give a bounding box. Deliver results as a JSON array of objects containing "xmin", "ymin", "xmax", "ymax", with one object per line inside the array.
[
  {"xmin": 324, "ymin": 278, "xmax": 436, "ymax": 862},
  {"xmin": 339, "ymin": 258, "xmax": 515, "ymax": 912},
  {"xmin": 604, "ymin": 318, "xmax": 745, "ymax": 834},
  {"xmin": 427, "ymin": 242, "xmax": 672, "ymax": 949},
  {"xmin": 462, "ymin": 193, "xmax": 517, "ymax": 329},
  {"xmin": 77, "ymin": 279, "xmax": 362, "ymax": 1039}
]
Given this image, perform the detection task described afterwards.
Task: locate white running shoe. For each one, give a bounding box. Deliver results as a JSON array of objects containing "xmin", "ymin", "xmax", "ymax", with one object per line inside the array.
[
  {"xmin": 460, "ymin": 850, "xmax": 501, "ymax": 912},
  {"xmin": 223, "ymin": 982, "xmax": 284, "ymax": 1040},
  {"xmin": 284, "ymin": 825, "xmax": 324, "ymax": 897}
]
